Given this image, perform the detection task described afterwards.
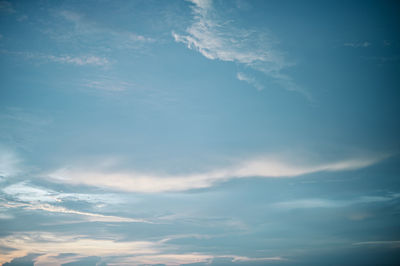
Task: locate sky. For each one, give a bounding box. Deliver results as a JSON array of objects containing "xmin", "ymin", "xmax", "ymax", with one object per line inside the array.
[{"xmin": 0, "ymin": 0, "xmax": 400, "ymax": 265}]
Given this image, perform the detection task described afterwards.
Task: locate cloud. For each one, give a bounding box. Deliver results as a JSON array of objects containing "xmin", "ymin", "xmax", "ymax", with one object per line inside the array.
[
  {"xmin": 47, "ymin": 154, "xmax": 386, "ymax": 193},
  {"xmin": 0, "ymin": 107, "xmax": 51, "ymax": 127},
  {"xmin": 2, "ymin": 181, "xmax": 121, "ymax": 204},
  {"xmin": 352, "ymin": 241, "xmax": 400, "ymax": 247},
  {"xmin": 173, "ymin": 0, "xmax": 308, "ymax": 97},
  {"xmin": 270, "ymin": 193, "xmax": 400, "ymax": 210},
  {"xmin": 1, "ymin": 182, "xmax": 146, "ymax": 223},
  {"xmin": 0, "ymin": 148, "xmax": 21, "ymax": 179},
  {"xmin": 237, "ymin": 72, "xmax": 263, "ymax": 91},
  {"xmin": 2, "ymin": 200, "xmax": 147, "ymax": 223},
  {"xmin": 2, "ymin": 254, "xmax": 39, "ymax": 266},
  {"xmin": 116, "ymin": 254, "xmax": 285, "ymax": 265},
  {"xmin": 0, "ymin": 232, "xmax": 159, "ymax": 265},
  {"xmin": 0, "ymin": 49, "xmax": 109, "ymax": 66},
  {"xmin": 172, "ymin": 1, "xmax": 284, "ymax": 67},
  {"xmin": 344, "ymin": 41, "xmax": 371, "ymax": 48},
  {"xmin": 46, "ymin": 55, "xmax": 109, "ymax": 66},
  {"xmin": 83, "ymin": 78, "xmax": 132, "ymax": 92},
  {"xmin": 50, "ymin": 10, "xmax": 154, "ymax": 50},
  {"xmin": 271, "ymin": 199, "xmax": 339, "ymax": 209},
  {"xmin": 113, "ymin": 253, "xmax": 214, "ymax": 266},
  {"xmin": 0, "ymin": 232, "xmax": 286, "ymax": 265},
  {"xmin": 228, "ymin": 255, "xmax": 285, "ymax": 262}
]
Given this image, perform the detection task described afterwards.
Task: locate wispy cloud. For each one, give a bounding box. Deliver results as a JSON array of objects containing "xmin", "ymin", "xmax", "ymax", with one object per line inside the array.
[
  {"xmin": 47, "ymin": 10, "xmax": 154, "ymax": 51},
  {"xmin": 344, "ymin": 41, "xmax": 371, "ymax": 48},
  {"xmin": 2, "ymin": 181, "xmax": 121, "ymax": 204},
  {"xmin": 0, "ymin": 107, "xmax": 51, "ymax": 127},
  {"xmin": 173, "ymin": 0, "xmax": 284, "ymax": 66},
  {"xmin": 1, "ymin": 182, "xmax": 149, "ymax": 223},
  {"xmin": 228, "ymin": 255, "xmax": 286, "ymax": 262},
  {"xmin": 2, "ymin": 200, "xmax": 147, "ymax": 223},
  {"xmin": 83, "ymin": 78, "xmax": 133, "ymax": 92},
  {"xmin": 47, "ymin": 154, "xmax": 387, "ymax": 193},
  {"xmin": 46, "ymin": 54, "xmax": 109, "ymax": 66},
  {"xmin": 116, "ymin": 254, "xmax": 285, "ymax": 265},
  {"xmin": 352, "ymin": 241, "xmax": 400, "ymax": 248},
  {"xmin": 270, "ymin": 193, "xmax": 400, "ymax": 210},
  {"xmin": 0, "ymin": 108, "xmax": 52, "ymax": 153},
  {"xmin": 0, "ymin": 49, "xmax": 110, "ymax": 66},
  {"xmin": 237, "ymin": 72, "xmax": 263, "ymax": 91},
  {"xmin": 0, "ymin": 148, "xmax": 21, "ymax": 179},
  {"xmin": 173, "ymin": 0, "xmax": 308, "ymax": 98}
]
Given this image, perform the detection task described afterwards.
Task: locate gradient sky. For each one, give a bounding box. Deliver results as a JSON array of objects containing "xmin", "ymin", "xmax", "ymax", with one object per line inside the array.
[{"xmin": 1, "ymin": 0, "xmax": 400, "ymax": 265}]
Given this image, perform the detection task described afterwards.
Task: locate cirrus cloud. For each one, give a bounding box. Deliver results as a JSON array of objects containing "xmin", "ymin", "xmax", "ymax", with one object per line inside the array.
[{"xmin": 47, "ymin": 154, "xmax": 387, "ymax": 193}]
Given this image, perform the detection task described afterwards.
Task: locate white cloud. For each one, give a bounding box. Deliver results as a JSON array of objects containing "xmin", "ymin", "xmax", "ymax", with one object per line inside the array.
[
  {"xmin": 271, "ymin": 199, "xmax": 339, "ymax": 209},
  {"xmin": 84, "ymin": 78, "xmax": 132, "ymax": 92},
  {"xmin": 54, "ymin": 10, "xmax": 154, "ymax": 49},
  {"xmin": 173, "ymin": 0, "xmax": 308, "ymax": 97},
  {"xmin": 237, "ymin": 72, "xmax": 263, "ymax": 91},
  {"xmin": 172, "ymin": 1, "xmax": 284, "ymax": 67},
  {"xmin": 0, "ymin": 49, "xmax": 109, "ymax": 66},
  {"xmin": 2, "ymin": 181, "xmax": 121, "ymax": 204},
  {"xmin": 228, "ymin": 255, "xmax": 285, "ymax": 262},
  {"xmin": 0, "ymin": 148, "xmax": 21, "ymax": 178},
  {"xmin": 2, "ymin": 200, "xmax": 147, "ymax": 223},
  {"xmin": 114, "ymin": 254, "xmax": 214, "ymax": 266},
  {"xmin": 270, "ymin": 193, "xmax": 400, "ymax": 210},
  {"xmin": 2, "ymin": 182, "xmax": 147, "ymax": 223},
  {"xmin": 46, "ymin": 54, "xmax": 109, "ymax": 66},
  {"xmin": 47, "ymin": 154, "xmax": 386, "ymax": 193},
  {"xmin": 117, "ymin": 254, "xmax": 285, "ymax": 265}
]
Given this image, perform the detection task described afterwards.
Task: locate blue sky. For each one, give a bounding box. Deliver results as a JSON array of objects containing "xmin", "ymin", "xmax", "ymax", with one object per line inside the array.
[{"xmin": 1, "ymin": 0, "xmax": 400, "ymax": 265}]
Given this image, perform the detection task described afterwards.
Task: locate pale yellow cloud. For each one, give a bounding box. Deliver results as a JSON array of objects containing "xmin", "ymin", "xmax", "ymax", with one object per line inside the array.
[
  {"xmin": 0, "ymin": 232, "xmax": 158, "ymax": 265},
  {"xmin": 48, "ymin": 154, "xmax": 386, "ymax": 193},
  {"xmin": 2, "ymin": 200, "xmax": 149, "ymax": 223},
  {"xmin": 0, "ymin": 232, "xmax": 286, "ymax": 265}
]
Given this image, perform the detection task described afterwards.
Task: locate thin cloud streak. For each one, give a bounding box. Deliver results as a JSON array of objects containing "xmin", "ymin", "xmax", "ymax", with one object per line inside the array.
[
  {"xmin": 53, "ymin": 10, "xmax": 154, "ymax": 50},
  {"xmin": 344, "ymin": 41, "xmax": 371, "ymax": 48},
  {"xmin": 0, "ymin": 49, "xmax": 109, "ymax": 66},
  {"xmin": 352, "ymin": 241, "xmax": 400, "ymax": 247},
  {"xmin": 48, "ymin": 154, "xmax": 387, "ymax": 193},
  {"xmin": 46, "ymin": 54, "xmax": 109, "ymax": 66},
  {"xmin": 2, "ymin": 200, "xmax": 147, "ymax": 223},
  {"xmin": 270, "ymin": 193, "xmax": 400, "ymax": 209}
]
